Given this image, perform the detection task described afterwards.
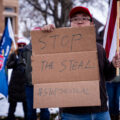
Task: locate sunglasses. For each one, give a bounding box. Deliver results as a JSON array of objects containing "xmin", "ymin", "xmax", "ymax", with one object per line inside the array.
[{"xmin": 18, "ymin": 44, "xmax": 25, "ymax": 47}]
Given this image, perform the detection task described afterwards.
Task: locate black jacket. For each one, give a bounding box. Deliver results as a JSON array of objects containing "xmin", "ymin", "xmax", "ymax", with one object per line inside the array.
[
  {"xmin": 22, "ymin": 43, "xmax": 32, "ymax": 86},
  {"xmin": 60, "ymin": 43, "xmax": 116, "ymax": 114},
  {"xmin": 7, "ymin": 50, "xmax": 26, "ymax": 102}
]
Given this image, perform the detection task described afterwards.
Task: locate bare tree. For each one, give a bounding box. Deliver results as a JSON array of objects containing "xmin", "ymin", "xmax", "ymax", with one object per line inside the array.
[
  {"xmin": 19, "ymin": 0, "xmax": 109, "ymax": 37},
  {"xmin": 20, "ymin": 0, "xmax": 73, "ymax": 28}
]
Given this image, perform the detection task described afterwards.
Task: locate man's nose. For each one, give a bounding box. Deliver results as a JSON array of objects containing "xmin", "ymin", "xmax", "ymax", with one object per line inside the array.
[{"xmin": 77, "ymin": 20, "xmax": 83, "ymax": 24}]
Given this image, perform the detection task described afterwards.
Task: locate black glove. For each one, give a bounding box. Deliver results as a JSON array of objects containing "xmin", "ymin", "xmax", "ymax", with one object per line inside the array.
[{"xmin": 16, "ymin": 50, "xmax": 26, "ymax": 73}]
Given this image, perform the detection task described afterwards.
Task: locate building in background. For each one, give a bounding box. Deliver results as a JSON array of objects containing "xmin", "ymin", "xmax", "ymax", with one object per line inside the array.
[{"xmin": 0, "ymin": 0, "xmax": 18, "ymax": 38}]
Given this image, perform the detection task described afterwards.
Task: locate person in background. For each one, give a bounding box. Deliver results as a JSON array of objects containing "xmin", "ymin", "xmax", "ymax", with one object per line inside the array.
[
  {"xmin": 23, "ymin": 40, "xmax": 50, "ymax": 120},
  {"xmin": 106, "ymin": 70, "xmax": 120, "ymax": 120},
  {"xmin": 41, "ymin": 6, "xmax": 120, "ymax": 120},
  {"xmin": 6, "ymin": 38, "xmax": 28, "ymax": 120}
]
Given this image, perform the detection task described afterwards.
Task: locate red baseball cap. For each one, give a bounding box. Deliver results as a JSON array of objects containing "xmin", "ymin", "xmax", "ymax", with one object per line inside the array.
[
  {"xmin": 69, "ymin": 6, "xmax": 92, "ymax": 19},
  {"xmin": 17, "ymin": 37, "xmax": 29, "ymax": 46}
]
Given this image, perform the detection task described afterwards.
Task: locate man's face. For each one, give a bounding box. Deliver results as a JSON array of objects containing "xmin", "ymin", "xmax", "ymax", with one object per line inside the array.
[{"xmin": 70, "ymin": 13, "xmax": 91, "ymax": 27}]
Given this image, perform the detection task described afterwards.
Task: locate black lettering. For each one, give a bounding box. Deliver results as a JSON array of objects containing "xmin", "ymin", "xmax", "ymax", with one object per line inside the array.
[
  {"xmin": 41, "ymin": 61, "xmax": 54, "ymax": 72},
  {"xmin": 61, "ymin": 35, "xmax": 69, "ymax": 47},
  {"xmin": 39, "ymin": 37, "xmax": 47, "ymax": 50},
  {"xmin": 49, "ymin": 88, "xmax": 56, "ymax": 96},
  {"xmin": 78, "ymin": 61, "xmax": 84, "ymax": 69},
  {"xmin": 59, "ymin": 60, "xmax": 67, "ymax": 72},
  {"xmin": 38, "ymin": 88, "xmax": 43, "ymax": 96},
  {"xmin": 59, "ymin": 88, "xmax": 67, "ymax": 94},
  {"xmin": 69, "ymin": 60, "xmax": 78, "ymax": 71},
  {"xmin": 41, "ymin": 60, "xmax": 46, "ymax": 72},
  {"xmin": 50, "ymin": 35, "xmax": 59, "ymax": 49},
  {"xmin": 43, "ymin": 88, "xmax": 48, "ymax": 96},
  {"xmin": 81, "ymin": 88, "xmax": 89, "ymax": 95},
  {"xmin": 45, "ymin": 61, "xmax": 54, "ymax": 70},
  {"xmin": 85, "ymin": 60, "xmax": 95, "ymax": 69},
  {"xmin": 71, "ymin": 34, "xmax": 82, "ymax": 51}
]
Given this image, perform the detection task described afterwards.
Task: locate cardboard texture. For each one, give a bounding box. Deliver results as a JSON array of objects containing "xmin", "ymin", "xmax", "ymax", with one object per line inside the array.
[
  {"xmin": 32, "ymin": 51, "xmax": 99, "ymax": 84},
  {"xmin": 31, "ymin": 26, "xmax": 101, "ymax": 108},
  {"xmin": 34, "ymin": 81, "xmax": 100, "ymax": 108},
  {"xmin": 31, "ymin": 26, "xmax": 96, "ymax": 54}
]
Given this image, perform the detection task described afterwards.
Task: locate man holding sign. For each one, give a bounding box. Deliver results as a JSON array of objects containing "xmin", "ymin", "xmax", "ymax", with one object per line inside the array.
[{"xmin": 41, "ymin": 6, "xmax": 120, "ymax": 120}]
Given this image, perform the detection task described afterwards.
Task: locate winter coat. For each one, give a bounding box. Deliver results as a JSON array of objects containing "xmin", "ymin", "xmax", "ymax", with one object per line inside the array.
[
  {"xmin": 22, "ymin": 43, "xmax": 32, "ymax": 86},
  {"xmin": 7, "ymin": 50, "xmax": 26, "ymax": 102}
]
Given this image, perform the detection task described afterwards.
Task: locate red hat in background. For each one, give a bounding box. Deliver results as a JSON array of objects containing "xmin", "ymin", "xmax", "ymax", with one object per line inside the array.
[
  {"xmin": 69, "ymin": 6, "xmax": 92, "ymax": 19},
  {"xmin": 17, "ymin": 37, "xmax": 30, "ymax": 46}
]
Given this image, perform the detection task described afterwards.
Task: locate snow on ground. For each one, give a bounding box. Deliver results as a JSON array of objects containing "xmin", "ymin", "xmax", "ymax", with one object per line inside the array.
[
  {"xmin": 0, "ymin": 97, "xmax": 24, "ymax": 117},
  {"xmin": 0, "ymin": 97, "xmax": 59, "ymax": 117}
]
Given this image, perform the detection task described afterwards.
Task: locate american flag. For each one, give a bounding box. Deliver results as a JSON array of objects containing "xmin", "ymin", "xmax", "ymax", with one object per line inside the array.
[{"xmin": 103, "ymin": 0, "xmax": 117, "ymax": 62}]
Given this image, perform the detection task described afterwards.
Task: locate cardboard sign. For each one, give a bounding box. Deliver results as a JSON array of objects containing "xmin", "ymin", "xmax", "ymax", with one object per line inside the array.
[
  {"xmin": 32, "ymin": 51, "xmax": 99, "ymax": 84},
  {"xmin": 31, "ymin": 26, "xmax": 96, "ymax": 54},
  {"xmin": 34, "ymin": 81, "xmax": 100, "ymax": 108},
  {"xmin": 31, "ymin": 26, "xmax": 100, "ymax": 108}
]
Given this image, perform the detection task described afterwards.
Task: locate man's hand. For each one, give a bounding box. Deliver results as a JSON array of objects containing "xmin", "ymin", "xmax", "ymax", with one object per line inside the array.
[
  {"xmin": 41, "ymin": 24, "xmax": 55, "ymax": 32},
  {"xmin": 112, "ymin": 53, "xmax": 120, "ymax": 68}
]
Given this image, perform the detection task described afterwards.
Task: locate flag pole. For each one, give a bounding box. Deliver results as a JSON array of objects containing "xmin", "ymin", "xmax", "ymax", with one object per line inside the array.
[{"xmin": 117, "ymin": 0, "xmax": 120, "ymax": 76}]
